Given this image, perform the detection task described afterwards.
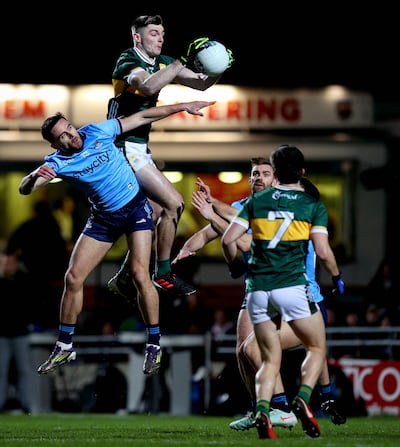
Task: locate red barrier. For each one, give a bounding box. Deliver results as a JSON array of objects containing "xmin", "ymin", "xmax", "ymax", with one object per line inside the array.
[{"xmin": 331, "ymin": 358, "xmax": 400, "ymax": 416}]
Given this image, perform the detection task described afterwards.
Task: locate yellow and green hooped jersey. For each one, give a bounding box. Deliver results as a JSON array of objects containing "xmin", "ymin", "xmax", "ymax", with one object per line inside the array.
[{"xmin": 234, "ymin": 185, "xmax": 328, "ymax": 291}]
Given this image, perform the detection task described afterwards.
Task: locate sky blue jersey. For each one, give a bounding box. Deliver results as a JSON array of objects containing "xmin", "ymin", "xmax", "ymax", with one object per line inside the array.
[
  {"xmin": 306, "ymin": 240, "xmax": 324, "ymax": 303},
  {"xmin": 44, "ymin": 119, "xmax": 140, "ymax": 213},
  {"xmin": 232, "ymin": 197, "xmax": 251, "ymax": 267}
]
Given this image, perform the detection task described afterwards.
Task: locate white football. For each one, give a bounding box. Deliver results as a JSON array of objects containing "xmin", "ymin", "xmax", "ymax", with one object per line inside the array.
[{"xmin": 194, "ymin": 41, "xmax": 230, "ymax": 76}]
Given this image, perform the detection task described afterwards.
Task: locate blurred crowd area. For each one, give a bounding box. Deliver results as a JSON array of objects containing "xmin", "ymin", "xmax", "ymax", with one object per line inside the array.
[
  {"xmin": 1, "ymin": 195, "xmax": 399, "ymax": 360},
  {"xmin": 2, "ymin": 218, "xmax": 398, "ymax": 415}
]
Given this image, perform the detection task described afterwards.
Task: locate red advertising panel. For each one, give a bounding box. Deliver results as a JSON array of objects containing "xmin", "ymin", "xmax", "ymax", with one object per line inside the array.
[{"xmin": 332, "ymin": 359, "xmax": 400, "ymax": 416}]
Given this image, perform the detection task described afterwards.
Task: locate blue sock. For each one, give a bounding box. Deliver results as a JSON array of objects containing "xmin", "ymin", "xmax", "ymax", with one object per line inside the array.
[
  {"xmin": 318, "ymin": 384, "xmax": 333, "ymax": 401},
  {"xmin": 271, "ymin": 393, "xmax": 291, "ymax": 412},
  {"xmin": 146, "ymin": 324, "xmax": 161, "ymax": 345},
  {"xmin": 58, "ymin": 323, "xmax": 75, "ymax": 345}
]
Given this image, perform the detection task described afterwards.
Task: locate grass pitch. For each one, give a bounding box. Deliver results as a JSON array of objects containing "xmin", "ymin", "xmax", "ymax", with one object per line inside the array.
[{"xmin": 0, "ymin": 413, "xmax": 398, "ymax": 447}]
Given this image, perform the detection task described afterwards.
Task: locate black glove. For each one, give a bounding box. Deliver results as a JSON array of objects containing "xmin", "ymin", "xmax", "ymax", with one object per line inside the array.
[
  {"xmin": 180, "ymin": 37, "xmax": 210, "ymax": 67},
  {"xmin": 332, "ymin": 274, "xmax": 345, "ymax": 295},
  {"xmin": 228, "ymin": 258, "xmax": 247, "ymax": 279}
]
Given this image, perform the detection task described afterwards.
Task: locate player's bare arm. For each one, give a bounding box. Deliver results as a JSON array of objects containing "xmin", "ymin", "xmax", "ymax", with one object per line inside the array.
[
  {"xmin": 127, "ymin": 60, "xmax": 186, "ymax": 96},
  {"xmin": 119, "ymin": 100, "xmax": 215, "ymax": 133},
  {"xmin": 19, "ymin": 165, "xmax": 56, "ymax": 195},
  {"xmin": 311, "ymin": 232, "xmax": 341, "ymax": 276},
  {"xmin": 171, "ymin": 225, "xmax": 217, "ymax": 265},
  {"xmin": 127, "ymin": 58, "xmax": 219, "ymax": 96},
  {"xmin": 175, "ymin": 69, "xmax": 222, "ymax": 91}
]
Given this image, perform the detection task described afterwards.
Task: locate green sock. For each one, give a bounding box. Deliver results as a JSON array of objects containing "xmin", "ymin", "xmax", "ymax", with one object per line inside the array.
[
  {"xmin": 297, "ymin": 384, "xmax": 314, "ymax": 404},
  {"xmin": 255, "ymin": 400, "xmax": 270, "ymax": 415},
  {"xmin": 156, "ymin": 259, "xmax": 171, "ymax": 277}
]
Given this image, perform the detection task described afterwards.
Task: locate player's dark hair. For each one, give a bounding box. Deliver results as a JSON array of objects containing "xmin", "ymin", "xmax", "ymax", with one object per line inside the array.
[
  {"xmin": 132, "ymin": 15, "xmax": 163, "ymax": 33},
  {"xmin": 300, "ymin": 177, "xmax": 320, "ymax": 200},
  {"xmin": 41, "ymin": 112, "xmax": 66, "ymax": 143},
  {"xmin": 250, "ymin": 156, "xmax": 271, "ymax": 167},
  {"xmin": 270, "ymin": 144, "xmax": 304, "ymax": 183}
]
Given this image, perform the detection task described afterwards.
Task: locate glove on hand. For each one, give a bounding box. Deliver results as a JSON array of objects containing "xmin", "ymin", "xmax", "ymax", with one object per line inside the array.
[
  {"xmin": 180, "ymin": 37, "xmax": 210, "ymax": 67},
  {"xmin": 228, "ymin": 258, "xmax": 247, "ymax": 279},
  {"xmin": 226, "ymin": 48, "xmax": 234, "ymax": 68},
  {"xmin": 332, "ymin": 274, "xmax": 345, "ymax": 295}
]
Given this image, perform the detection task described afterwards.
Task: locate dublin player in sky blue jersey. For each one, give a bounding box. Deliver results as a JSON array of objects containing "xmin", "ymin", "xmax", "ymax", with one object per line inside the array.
[{"xmin": 18, "ymin": 100, "xmax": 213, "ymax": 378}]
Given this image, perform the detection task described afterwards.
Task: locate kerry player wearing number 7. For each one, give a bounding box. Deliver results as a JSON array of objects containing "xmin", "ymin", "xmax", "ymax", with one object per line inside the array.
[
  {"xmin": 18, "ymin": 100, "xmax": 214, "ymax": 378},
  {"xmin": 173, "ymin": 164, "xmax": 345, "ymax": 431},
  {"xmin": 107, "ymin": 14, "xmax": 234, "ymax": 299},
  {"xmin": 221, "ymin": 145, "xmax": 345, "ymax": 439}
]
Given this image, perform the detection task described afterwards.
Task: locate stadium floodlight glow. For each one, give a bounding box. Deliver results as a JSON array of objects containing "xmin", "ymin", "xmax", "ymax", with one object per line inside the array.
[
  {"xmin": 163, "ymin": 171, "xmax": 183, "ymax": 183},
  {"xmin": 218, "ymin": 171, "xmax": 243, "ymax": 184}
]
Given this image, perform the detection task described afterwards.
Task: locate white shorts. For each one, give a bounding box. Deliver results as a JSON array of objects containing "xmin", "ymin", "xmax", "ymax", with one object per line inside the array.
[
  {"xmin": 247, "ymin": 284, "xmax": 319, "ymax": 324},
  {"xmin": 124, "ymin": 141, "xmax": 156, "ymax": 172}
]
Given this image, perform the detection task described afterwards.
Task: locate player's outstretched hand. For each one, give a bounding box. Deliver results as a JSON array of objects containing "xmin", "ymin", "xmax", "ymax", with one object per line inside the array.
[
  {"xmin": 196, "ymin": 177, "xmax": 212, "ymax": 202},
  {"xmin": 180, "ymin": 37, "xmax": 210, "ymax": 67},
  {"xmin": 191, "ymin": 190, "xmax": 214, "ymax": 220},
  {"xmin": 183, "ymin": 100, "xmax": 215, "ymax": 116},
  {"xmin": 172, "ymin": 248, "xmax": 196, "ymax": 265}
]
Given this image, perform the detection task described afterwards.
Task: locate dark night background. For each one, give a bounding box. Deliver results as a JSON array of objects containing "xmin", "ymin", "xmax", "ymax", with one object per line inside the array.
[{"xmin": 1, "ymin": 4, "xmax": 400, "ymax": 105}]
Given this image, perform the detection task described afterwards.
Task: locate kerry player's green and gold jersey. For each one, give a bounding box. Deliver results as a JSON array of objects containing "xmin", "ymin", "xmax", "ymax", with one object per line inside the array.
[
  {"xmin": 108, "ymin": 48, "xmax": 175, "ymax": 145},
  {"xmin": 233, "ymin": 185, "xmax": 329, "ymax": 291}
]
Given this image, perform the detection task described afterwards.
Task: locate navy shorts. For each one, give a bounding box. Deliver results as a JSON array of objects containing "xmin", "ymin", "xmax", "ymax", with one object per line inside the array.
[
  {"xmin": 83, "ymin": 189, "xmax": 154, "ymax": 243},
  {"xmin": 318, "ymin": 300, "xmax": 328, "ymax": 326}
]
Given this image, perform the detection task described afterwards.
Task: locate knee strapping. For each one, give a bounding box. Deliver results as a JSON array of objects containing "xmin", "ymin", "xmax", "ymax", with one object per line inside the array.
[{"xmin": 177, "ymin": 202, "xmax": 184, "ymax": 220}]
